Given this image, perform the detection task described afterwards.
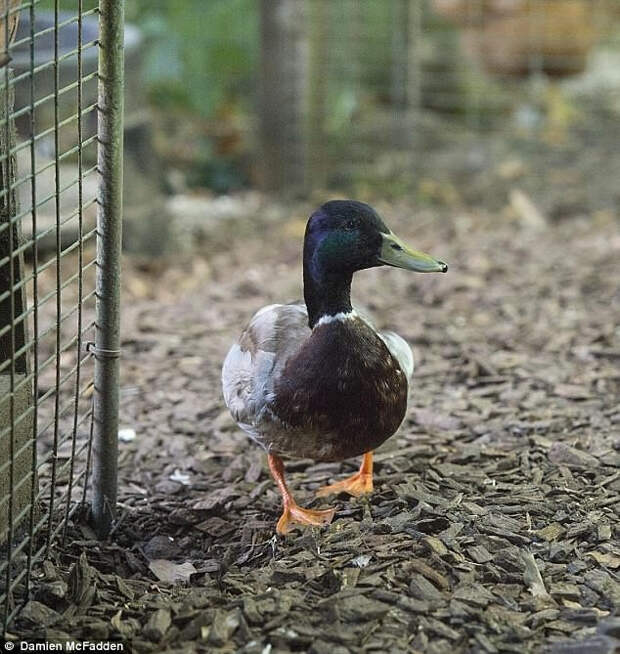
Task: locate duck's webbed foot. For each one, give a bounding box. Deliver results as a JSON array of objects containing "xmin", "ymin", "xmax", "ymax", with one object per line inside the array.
[
  {"xmin": 316, "ymin": 451, "xmax": 374, "ymax": 498},
  {"xmin": 277, "ymin": 502, "xmax": 336, "ymax": 535},
  {"xmin": 268, "ymin": 453, "xmax": 336, "ymax": 535}
]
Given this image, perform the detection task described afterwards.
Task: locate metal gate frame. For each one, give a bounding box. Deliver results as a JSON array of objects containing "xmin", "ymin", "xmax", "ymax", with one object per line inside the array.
[
  {"xmin": 91, "ymin": 0, "xmax": 124, "ymax": 540},
  {"xmin": 0, "ymin": 0, "xmax": 124, "ymax": 631}
]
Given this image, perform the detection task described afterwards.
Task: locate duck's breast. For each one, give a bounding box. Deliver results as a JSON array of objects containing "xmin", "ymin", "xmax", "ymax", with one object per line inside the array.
[{"xmin": 270, "ymin": 316, "xmax": 408, "ymax": 460}]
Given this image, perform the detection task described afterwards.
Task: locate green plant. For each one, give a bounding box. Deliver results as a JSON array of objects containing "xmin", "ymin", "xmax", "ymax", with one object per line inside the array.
[{"xmin": 128, "ymin": 0, "xmax": 258, "ymax": 116}]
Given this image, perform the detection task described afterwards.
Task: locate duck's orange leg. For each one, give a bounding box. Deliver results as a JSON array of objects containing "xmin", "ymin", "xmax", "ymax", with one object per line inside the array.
[
  {"xmin": 316, "ymin": 451, "xmax": 374, "ymax": 498},
  {"xmin": 268, "ymin": 454, "xmax": 336, "ymax": 535}
]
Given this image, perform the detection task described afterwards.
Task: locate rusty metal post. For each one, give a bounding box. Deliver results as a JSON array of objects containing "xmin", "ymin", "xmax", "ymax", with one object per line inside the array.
[{"xmin": 91, "ymin": 0, "xmax": 124, "ymax": 538}]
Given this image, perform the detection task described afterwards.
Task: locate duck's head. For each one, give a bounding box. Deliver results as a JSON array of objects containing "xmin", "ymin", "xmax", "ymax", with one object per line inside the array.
[{"xmin": 304, "ymin": 200, "xmax": 448, "ymax": 279}]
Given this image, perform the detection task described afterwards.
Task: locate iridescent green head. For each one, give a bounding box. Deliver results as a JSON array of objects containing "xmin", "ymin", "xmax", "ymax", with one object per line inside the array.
[
  {"xmin": 302, "ymin": 200, "xmax": 447, "ymax": 327},
  {"xmin": 304, "ymin": 200, "xmax": 447, "ymax": 278}
]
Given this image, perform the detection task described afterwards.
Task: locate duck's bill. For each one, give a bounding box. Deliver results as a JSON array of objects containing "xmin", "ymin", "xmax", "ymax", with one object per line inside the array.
[{"xmin": 378, "ymin": 231, "xmax": 448, "ymax": 273}]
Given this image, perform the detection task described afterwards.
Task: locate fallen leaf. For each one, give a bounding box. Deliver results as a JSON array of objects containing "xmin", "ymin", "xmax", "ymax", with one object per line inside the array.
[{"xmin": 148, "ymin": 559, "xmax": 197, "ymax": 584}]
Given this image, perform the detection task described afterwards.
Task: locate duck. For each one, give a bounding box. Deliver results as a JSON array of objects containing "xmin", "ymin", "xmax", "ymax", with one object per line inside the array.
[{"xmin": 222, "ymin": 200, "xmax": 447, "ymax": 535}]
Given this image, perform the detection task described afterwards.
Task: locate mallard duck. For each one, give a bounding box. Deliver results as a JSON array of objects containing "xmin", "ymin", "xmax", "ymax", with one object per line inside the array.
[{"xmin": 222, "ymin": 200, "xmax": 447, "ymax": 534}]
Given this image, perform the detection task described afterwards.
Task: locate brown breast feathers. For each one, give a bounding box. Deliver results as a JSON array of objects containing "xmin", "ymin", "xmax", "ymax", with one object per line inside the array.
[{"xmin": 269, "ymin": 317, "xmax": 408, "ymax": 461}]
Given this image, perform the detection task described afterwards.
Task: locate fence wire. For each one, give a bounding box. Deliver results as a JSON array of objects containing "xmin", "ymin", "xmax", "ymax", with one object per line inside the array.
[
  {"xmin": 256, "ymin": 0, "xmax": 620, "ymax": 207},
  {"xmin": 0, "ymin": 0, "xmax": 122, "ymax": 631}
]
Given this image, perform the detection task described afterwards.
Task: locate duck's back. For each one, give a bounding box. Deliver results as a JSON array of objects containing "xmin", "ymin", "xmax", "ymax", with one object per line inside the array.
[{"xmin": 222, "ymin": 304, "xmax": 411, "ymax": 461}]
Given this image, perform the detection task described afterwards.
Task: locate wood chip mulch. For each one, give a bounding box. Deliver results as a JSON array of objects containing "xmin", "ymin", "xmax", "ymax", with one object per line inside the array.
[{"xmin": 10, "ymin": 202, "xmax": 620, "ymax": 653}]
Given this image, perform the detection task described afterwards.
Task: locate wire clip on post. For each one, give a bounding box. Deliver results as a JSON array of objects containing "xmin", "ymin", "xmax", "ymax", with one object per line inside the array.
[{"xmin": 85, "ymin": 341, "xmax": 121, "ymax": 360}]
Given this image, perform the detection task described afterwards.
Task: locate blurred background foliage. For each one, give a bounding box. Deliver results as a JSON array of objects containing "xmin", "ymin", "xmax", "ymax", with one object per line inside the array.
[
  {"xmin": 125, "ymin": 0, "xmax": 260, "ymax": 192},
  {"xmin": 38, "ymin": 1, "xmax": 620, "ymax": 218},
  {"xmin": 119, "ymin": 0, "xmax": 426, "ymax": 194},
  {"xmin": 125, "ymin": 0, "xmax": 259, "ymax": 118},
  {"xmin": 126, "ymin": 1, "xmax": 620, "ymax": 201},
  {"xmin": 114, "ymin": 0, "xmax": 496, "ymax": 194}
]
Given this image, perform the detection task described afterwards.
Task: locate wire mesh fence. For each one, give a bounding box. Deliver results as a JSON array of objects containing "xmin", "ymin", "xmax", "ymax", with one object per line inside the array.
[
  {"xmin": 0, "ymin": 0, "xmax": 123, "ymax": 631},
  {"xmin": 253, "ymin": 0, "xmax": 620, "ymax": 210}
]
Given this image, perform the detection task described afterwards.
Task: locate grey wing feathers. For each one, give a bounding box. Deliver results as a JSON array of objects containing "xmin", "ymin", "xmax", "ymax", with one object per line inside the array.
[
  {"xmin": 222, "ymin": 303, "xmax": 310, "ymax": 436},
  {"xmin": 379, "ymin": 330, "xmax": 414, "ymax": 380}
]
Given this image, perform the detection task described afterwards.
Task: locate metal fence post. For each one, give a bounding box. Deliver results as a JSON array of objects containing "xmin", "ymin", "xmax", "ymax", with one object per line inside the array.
[
  {"xmin": 0, "ymin": 7, "xmax": 34, "ymax": 554},
  {"xmin": 91, "ymin": 0, "xmax": 124, "ymax": 538}
]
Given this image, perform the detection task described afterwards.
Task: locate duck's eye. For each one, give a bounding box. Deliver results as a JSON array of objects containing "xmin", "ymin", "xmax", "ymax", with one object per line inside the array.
[{"xmin": 345, "ymin": 220, "xmax": 356, "ymax": 230}]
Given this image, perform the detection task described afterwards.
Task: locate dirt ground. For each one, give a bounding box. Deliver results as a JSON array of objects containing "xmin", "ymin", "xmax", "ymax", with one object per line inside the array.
[{"xmin": 11, "ymin": 192, "xmax": 620, "ymax": 652}]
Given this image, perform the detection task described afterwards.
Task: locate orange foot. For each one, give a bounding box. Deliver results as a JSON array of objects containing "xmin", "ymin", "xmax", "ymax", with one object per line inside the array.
[
  {"xmin": 316, "ymin": 451, "xmax": 374, "ymax": 498},
  {"xmin": 316, "ymin": 471, "xmax": 373, "ymax": 498},
  {"xmin": 276, "ymin": 502, "xmax": 336, "ymax": 535}
]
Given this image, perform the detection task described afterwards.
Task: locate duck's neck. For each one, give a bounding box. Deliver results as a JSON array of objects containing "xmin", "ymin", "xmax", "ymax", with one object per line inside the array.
[{"xmin": 303, "ymin": 266, "xmax": 353, "ymax": 329}]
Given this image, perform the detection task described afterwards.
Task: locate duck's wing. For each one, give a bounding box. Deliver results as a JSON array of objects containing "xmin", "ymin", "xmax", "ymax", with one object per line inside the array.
[
  {"xmin": 378, "ymin": 330, "xmax": 414, "ymax": 381},
  {"xmin": 222, "ymin": 302, "xmax": 310, "ymax": 436},
  {"xmin": 353, "ymin": 304, "xmax": 414, "ymax": 382}
]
